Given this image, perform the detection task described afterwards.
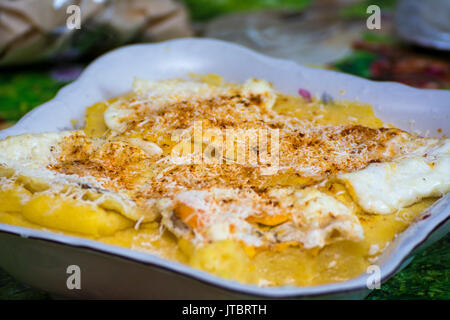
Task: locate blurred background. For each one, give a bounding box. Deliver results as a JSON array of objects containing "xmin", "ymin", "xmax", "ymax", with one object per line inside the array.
[{"xmin": 0, "ymin": 0, "xmax": 449, "ymax": 299}]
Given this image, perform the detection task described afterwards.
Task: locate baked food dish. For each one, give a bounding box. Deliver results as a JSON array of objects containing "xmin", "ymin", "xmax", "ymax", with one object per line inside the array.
[{"xmin": 0, "ymin": 74, "xmax": 448, "ymax": 286}]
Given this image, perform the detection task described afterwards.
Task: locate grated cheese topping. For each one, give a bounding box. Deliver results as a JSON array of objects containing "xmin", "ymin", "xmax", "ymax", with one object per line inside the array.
[{"xmin": 0, "ymin": 77, "xmax": 447, "ymax": 248}]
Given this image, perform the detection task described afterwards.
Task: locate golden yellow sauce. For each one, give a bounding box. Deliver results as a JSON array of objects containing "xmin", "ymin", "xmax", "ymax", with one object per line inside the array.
[
  {"xmin": 0, "ymin": 78, "xmax": 437, "ymax": 287},
  {"xmin": 0, "ymin": 194, "xmax": 435, "ymax": 286},
  {"xmin": 273, "ymin": 94, "xmax": 385, "ymax": 128}
]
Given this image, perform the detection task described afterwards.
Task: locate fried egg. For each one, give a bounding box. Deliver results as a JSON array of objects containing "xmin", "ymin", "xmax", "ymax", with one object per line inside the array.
[{"xmin": 339, "ymin": 139, "xmax": 450, "ymax": 214}]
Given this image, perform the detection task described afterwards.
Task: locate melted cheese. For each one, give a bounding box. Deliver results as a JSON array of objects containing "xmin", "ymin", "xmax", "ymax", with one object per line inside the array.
[
  {"xmin": 0, "ymin": 132, "xmax": 72, "ymax": 167},
  {"xmin": 339, "ymin": 140, "xmax": 450, "ymax": 214},
  {"xmin": 0, "ymin": 131, "xmax": 156, "ymax": 223},
  {"xmin": 270, "ymin": 188, "xmax": 363, "ymax": 248}
]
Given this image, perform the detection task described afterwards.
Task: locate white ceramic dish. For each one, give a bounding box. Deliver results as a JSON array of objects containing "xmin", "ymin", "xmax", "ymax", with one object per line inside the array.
[{"xmin": 0, "ymin": 38, "xmax": 449, "ymax": 299}]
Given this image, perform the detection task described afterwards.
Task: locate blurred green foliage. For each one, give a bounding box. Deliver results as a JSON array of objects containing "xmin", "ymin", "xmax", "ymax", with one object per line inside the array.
[
  {"xmin": 332, "ymin": 51, "xmax": 378, "ymax": 78},
  {"xmin": 0, "ymin": 269, "xmax": 49, "ymax": 300},
  {"xmin": 367, "ymin": 235, "xmax": 450, "ymax": 300},
  {"xmin": 0, "ymin": 70, "xmax": 68, "ymax": 122},
  {"xmin": 181, "ymin": 0, "xmax": 312, "ymax": 21},
  {"xmin": 361, "ymin": 31, "xmax": 396, "ymax": 44},
  {"xmin": 181, "ymin": 0, "xmax": 397, "ymax": 21},
  {"xmin": 339, "ymin": 0, "xmax": 397, "ymax": 18}
]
